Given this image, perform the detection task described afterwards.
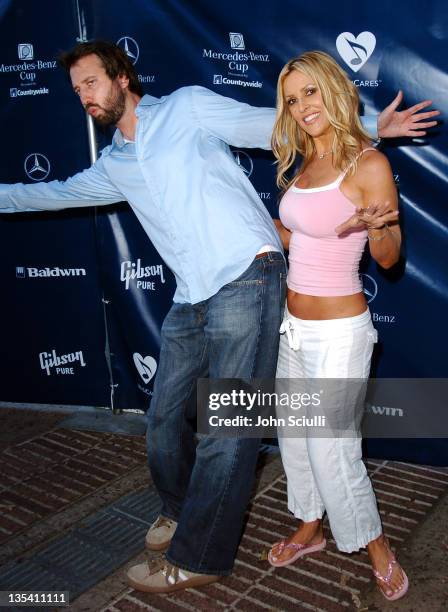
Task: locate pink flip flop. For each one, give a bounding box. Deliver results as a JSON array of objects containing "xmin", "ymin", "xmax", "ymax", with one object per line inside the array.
[
  {"xmin": 268, "ymin": 537, "xmax": 327, "ymax": 567},
  {"xmin": 373, "ymin": 554, "xmax": 409, "ymax": 601}
]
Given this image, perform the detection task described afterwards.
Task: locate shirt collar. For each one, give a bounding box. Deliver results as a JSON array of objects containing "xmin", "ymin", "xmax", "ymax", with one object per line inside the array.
[{"xmin": 112, "ymin": 94, "xmax": 163, "ymax": 149}]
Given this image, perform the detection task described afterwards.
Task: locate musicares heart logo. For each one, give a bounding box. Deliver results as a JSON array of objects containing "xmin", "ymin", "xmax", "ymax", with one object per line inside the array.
[
  {"xmin": 336, "ymin": 32, "xmax": 376, "ymax": 73},
  {"xmin": 133, "ymin": 353, "xmax": 157, "ymax": 385}
]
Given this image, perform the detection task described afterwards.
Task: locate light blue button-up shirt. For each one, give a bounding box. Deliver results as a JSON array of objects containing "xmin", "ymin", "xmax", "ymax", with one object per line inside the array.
[{"xmin": 0, "ymin": 86, "xmax": 377, "ymax": 304}]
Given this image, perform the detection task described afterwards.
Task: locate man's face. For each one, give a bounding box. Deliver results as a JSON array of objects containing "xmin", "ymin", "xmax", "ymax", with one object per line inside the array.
[{"xmin": 70, "ymin": 53, "xmax": 126, "ymax": 126}]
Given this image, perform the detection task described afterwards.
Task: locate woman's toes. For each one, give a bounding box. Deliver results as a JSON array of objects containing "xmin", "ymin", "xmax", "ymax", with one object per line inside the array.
[{"xmin": 270, "ymin": 541, "xmax": 288, "ymax": 561}]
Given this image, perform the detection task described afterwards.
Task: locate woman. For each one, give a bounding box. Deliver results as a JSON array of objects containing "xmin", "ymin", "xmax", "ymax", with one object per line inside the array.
[{"xmin": 268, "ymin": 51, "xmax": 407, "ymax": 602}]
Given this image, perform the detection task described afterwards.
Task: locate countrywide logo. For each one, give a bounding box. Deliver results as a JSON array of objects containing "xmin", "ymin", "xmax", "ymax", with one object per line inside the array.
[{"xmin": 336, "ymin": 32, "xmax": 376, "ymax": 72}]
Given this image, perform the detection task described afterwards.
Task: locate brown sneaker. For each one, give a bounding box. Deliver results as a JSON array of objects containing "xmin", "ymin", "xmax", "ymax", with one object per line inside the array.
[
  {"xmin": 145, "ymin": 515, "xmax": 177, "ymax": 551},
  {"xmin": 126, "ymin": 556, "xmax": 220, "ymax": 593}
]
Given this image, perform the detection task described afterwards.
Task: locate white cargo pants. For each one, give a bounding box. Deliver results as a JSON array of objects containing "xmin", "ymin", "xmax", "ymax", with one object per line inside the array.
[{"xmin": 276, "ymin": 308, "xmax": 382, "ymax": 552}]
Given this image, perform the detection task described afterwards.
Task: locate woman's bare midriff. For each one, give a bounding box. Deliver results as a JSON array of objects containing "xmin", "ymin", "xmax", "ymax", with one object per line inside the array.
[{"xmin": 287, "ymin": 289, "xmax": 367, "ymax": 320}]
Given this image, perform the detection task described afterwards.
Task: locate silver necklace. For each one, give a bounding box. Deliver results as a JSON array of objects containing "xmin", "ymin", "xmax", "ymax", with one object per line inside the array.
[{"xmin": 317, "ymin": 150, "xmax": 332, "ymax": 159}]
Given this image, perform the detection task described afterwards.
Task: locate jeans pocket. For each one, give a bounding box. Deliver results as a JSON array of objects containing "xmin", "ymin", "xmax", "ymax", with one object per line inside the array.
[
  {"xmin": 228, "ymin": 279, "xmax": 265, "ymax": 286},
  {"xmin": 280, "ymin": 271, "xmax": 287, "ymax": 301},
  {"xmin": 227, "ymin": 259, "xmax": 266, "ymax": 286}
]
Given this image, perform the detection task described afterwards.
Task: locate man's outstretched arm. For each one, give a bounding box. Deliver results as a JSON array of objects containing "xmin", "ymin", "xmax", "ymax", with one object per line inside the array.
[
  {"xmin": 190, "ymin": 86, "xmax": 439, "ymax": 147},
  {"xmin": 0, "ymin": 155, "xmax": 123, "ymax": 214},
  {"xmin": 190, "ymin": 85, "xmax": 275, "ymax": 149},
  {"xmin": 191, "ymin": 86, "xmax": 381, "ymax": 147}
]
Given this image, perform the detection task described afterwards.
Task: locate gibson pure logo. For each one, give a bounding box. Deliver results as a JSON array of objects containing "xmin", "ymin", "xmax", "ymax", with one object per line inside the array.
[
  {"xmin": 336, "ymin": 32, "xmax": 376, "ymax": 72},
  {"xmin": 120, "ymin": 259, "xmax": 165, "ymax": 290},
  {"xmin": 133, "ymin": 353, "xmax": 157, "ymax": 385},
  {"xmin": 39, "ymin": 349, "xmax": 86, "ymax": 376}
]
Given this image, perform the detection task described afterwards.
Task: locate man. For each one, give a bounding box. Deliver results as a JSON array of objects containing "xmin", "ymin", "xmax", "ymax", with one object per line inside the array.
[{"xmin": 0, "ymin": 41, "xmax": 438, "ymax": 593}]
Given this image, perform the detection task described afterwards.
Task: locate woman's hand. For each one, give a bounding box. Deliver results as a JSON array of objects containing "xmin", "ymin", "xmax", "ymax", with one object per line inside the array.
[
  {"xmin": 335, "ymin": 202, "xmax": 399, "ymax": 235},
  {"xmin": 378, "ymin": 91, "xmax": 440, "ymax": 138}
]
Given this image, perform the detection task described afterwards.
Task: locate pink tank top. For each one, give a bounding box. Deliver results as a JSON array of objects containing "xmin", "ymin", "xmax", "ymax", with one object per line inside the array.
[{"xmin": 279, "ymin": 148, "xmax": 375, "ymax": 297}]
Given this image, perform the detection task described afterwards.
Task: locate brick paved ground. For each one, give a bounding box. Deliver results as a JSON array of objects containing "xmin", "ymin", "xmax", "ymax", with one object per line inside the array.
[
  {"xmin": 104, "ymin": 460, "xmax": 448, "ymax": 612},
  {"xmin": 1, "ymin": 410, "xmax": 447, "ymax": 611},
  {"xmin": 0, "ymin": 425, "xmax": 147, "ymax": 553}
]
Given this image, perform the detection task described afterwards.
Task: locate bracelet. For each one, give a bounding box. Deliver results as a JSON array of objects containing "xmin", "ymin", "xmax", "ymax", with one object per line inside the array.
[{"xmin": 367, "ymin": 223, "xmax": 389, "ymax": 241}]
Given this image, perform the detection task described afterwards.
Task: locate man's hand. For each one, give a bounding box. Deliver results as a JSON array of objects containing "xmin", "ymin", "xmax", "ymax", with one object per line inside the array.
[{"xmin": 378, "ymin": 90, "xmax": 440, "ymax": 138}]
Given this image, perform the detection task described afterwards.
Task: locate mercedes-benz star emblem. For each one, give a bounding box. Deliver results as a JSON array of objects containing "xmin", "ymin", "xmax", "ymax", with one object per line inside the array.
[
  {"xmin": 233, "ymin": 150, "xmax": 253, "ymax": 178},
  {"xmin": 361, "ymin": 273, "xmax": 378, "ymax": 304},
  {"xmin": 116, "ymin": 36, "xmax": 139, "ymax": 65},
  {"xmin": 24, "ymin": 153, "xmax": 51, "ymax": 181}
]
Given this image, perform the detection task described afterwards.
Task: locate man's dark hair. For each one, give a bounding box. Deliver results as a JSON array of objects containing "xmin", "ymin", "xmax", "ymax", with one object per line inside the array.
[{"xmin": 59, "ymin": 39, "xmax": 144, "ymax": 97}]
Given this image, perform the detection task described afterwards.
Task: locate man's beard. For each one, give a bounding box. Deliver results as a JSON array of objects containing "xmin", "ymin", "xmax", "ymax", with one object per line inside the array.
[{"xmin": 86, "ymin": 85, "xmax": 126, "ymax": 127}]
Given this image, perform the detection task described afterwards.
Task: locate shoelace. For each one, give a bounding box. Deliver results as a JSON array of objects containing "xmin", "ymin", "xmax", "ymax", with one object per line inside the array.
[
  {"xmin": 146, "ymin": 555, "xmax": 187, "ymax": 585},
  {"xmin": 152, "ymin": 516, "xmax": 175, "ymax": 530}
]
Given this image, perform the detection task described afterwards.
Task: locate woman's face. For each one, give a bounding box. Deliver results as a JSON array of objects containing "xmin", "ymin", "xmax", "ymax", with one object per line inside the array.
[{"xmin": 283, "ymin": 70, "xmax": 331, "ymax": 138}]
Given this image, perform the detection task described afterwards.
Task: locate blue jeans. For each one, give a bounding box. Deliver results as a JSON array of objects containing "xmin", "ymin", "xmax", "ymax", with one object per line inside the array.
[{"xmin": 146, "ymin": 252, "xmax": 286, "ymax": 575}]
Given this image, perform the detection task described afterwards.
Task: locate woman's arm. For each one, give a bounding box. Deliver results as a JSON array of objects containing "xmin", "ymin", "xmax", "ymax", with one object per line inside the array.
[
  {"xmin": 359, "ymin": 153, "xmax": 401, "ymax": 269},
  {"xmin": 335, "ymin": 151, "xmax": 401, "ymax": 269},
  {"xmin": 273, "ymin": 218, "xmax": 291, "ymax": 251}
]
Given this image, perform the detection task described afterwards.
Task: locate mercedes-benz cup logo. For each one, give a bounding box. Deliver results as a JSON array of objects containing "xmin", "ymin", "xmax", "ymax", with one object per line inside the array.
[
  {"xmin": 233, "ymin": 150, "xmax": 253, "ymax": 178},
  {"xmin": 361, "ymin": 273, "xmax": 378, "ymax": 303},
  {"xmin": 117, "ymin": 36, "xmax": 139, "ymax": 65},
  {"xmin": 229, "ymin": 33, "xmax": 245, "ymax": 50},
  {"xmin": 18, "ymin": 43, "xmax": 34, "ymax": 60},
  {"xmin": 24, "ymin": 153, "xmax": 51, "ymax": 182}
]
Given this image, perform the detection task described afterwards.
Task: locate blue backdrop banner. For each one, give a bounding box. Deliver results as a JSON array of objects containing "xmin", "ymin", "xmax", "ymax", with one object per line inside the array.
[{"xmin": 0, "ymin": 0, "xmax": 446, "ymax": 463}]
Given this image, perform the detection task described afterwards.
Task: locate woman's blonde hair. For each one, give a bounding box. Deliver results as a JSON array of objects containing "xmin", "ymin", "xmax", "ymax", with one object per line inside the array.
[{"xmin": 271, "ymin": 50, "xmax": 372, "ymax": 190}]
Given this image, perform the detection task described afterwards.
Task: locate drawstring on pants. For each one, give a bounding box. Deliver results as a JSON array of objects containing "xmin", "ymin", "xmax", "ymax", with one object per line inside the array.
[{"xmin": 279, "ymin": 317, "xmax": 301, "ymax": 351}]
